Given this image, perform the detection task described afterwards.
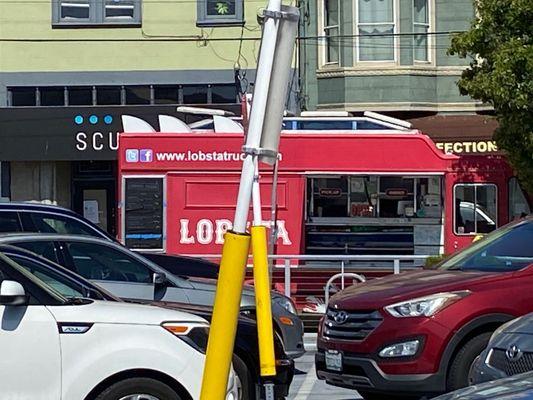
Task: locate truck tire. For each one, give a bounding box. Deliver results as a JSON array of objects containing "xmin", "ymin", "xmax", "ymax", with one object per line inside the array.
[
  {"xmin": 95, "ymin": 377, "xmax": 182, "ymax": 400},
  {"xmin": 447, "ymin": 332, "xmax": 491, "ymax": 391}
]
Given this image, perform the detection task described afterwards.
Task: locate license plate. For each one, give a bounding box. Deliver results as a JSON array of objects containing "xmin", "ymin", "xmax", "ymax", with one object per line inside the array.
[{"xmin": 325, "ymin": 350, "xmax": 342, "ymax": 372}]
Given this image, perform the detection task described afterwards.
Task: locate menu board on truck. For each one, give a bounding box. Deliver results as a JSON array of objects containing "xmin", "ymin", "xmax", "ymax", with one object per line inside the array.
[{"xmin": 124, "ymin": 177, "xmax": 164, "ymax": 250}]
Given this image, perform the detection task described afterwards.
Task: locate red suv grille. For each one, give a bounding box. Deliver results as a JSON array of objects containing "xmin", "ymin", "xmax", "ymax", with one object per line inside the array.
[{"xmin": 324, "ymin": 308, "xmax": 383, "ymax": 340}]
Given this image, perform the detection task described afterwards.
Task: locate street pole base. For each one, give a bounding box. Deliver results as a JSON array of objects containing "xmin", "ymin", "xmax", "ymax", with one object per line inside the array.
[{"xmin": 263, "ymin": 382, "xmax": 275, "ymax": 400}]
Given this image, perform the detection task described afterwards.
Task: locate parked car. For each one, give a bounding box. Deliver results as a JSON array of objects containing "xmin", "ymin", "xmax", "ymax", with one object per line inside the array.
[
  {"xmin": 0, "ymin": 233, "xmax": 305, "ymax": 359},
  {"xmin": 0, "ymin": 249, "xmax": 238, "ymax": 400},
  {"xmin": 0, "ymin": 203, "xmax": 301, "ymax": 348},
  {"xmin": 0, "ymin": 243, "xmax": 294, "ymax": 400},
  {"xmin": 0, "ymin": 202, "xmax": 220, "ymax": 279},
  {"xmin": 469, "ymin": 312, "xmax": 533, "ymax": 385},
  {"xmin": 431, "ymin": 370, "xmax": 533, "ymax": 400},
  {"xmin": 0, "ymin": 201, "xmax": 115, "ymax": 239},
  {"xmin": 316, "ymin": 217, "xmax": 533, "ymax": 399}
]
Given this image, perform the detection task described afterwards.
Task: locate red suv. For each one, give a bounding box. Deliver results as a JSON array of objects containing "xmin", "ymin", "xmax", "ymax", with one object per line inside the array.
[{"xmin": 316, "ymin": 217, "xmax": 533, "ymax": 400}]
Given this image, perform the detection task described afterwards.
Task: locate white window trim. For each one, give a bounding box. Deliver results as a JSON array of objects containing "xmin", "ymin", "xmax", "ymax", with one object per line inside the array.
[
  {"xmin": 318, "ymin": 0, "xmax": 341, "ymax": 68},
  {"xmin": 354, "ymin": 0, "xmax": 400, "ymax": 65},
  {"xmin": 412, "ymin": 0, "xmax": 435, "ymax": 64},
  {"xmin": 453, "ymin": 183, "xmax": 498, "ymax": 236},
  {"xmin": 52, "ymin": 0, "xmax": 142, "ymax": 27}
]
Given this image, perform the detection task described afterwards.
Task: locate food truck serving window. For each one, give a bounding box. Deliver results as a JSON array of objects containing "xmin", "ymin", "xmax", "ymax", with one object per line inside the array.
[
  {"xmin": 123, "ymin": 177, "xmax": 165, "ymax": 250},
  {"xmin": 306, "ymin": 175, "xmax": 443, "ymax": 256},
  {"xmin": 308, "ymin": 175, "xmax": 442, "ymax": 219},
  {"xmin": 454, "ymin": 183, "xmax": 497, "ymax": 235}
]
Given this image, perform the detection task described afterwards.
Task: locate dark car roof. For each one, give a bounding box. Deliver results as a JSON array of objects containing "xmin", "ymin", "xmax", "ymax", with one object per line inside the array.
[
  {"xmin": 0, "ymin": 232, "xmax": 115, "ymax": 243},
  {"xmin": 0, "ymin": 202, "xmax": 94, "ymax": 221},
  {"xmin": 0, "ymin": 202, "xmax": 115, "ymax": 241}
]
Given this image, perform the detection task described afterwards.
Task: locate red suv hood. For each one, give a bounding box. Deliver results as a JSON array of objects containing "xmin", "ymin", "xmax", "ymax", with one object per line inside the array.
[{"xmin": 330, "ymin": 269, "xmax": 502, "ymax": 309}]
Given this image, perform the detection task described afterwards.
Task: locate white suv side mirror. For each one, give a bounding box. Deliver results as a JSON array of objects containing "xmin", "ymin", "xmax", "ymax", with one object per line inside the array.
[{"xmin": 0, "ymin": 281, "xmax": 29, "ymax": 306}]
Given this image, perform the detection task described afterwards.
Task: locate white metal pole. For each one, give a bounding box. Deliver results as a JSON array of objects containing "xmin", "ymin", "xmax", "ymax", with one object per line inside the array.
[
  {"xmin": 232, "ymin": 0, "xmax": 282, "ymax": 233},
  {"xmin": 252, "ymin": 157, "xmax": 263, "ymax": 226}
]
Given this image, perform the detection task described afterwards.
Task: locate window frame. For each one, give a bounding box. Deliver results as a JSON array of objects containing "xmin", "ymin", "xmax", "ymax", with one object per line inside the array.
[
  {"xmin": 0, "ymin": 211, "xmax": 23, "ymax": 233},
  {"xmin": 52, "ymin": 0, "xmax": 142, "ymax": 27},
  {"xmin": 508, "ymin": 176, "xmax": 531, "ymax": 221},
  {"xmin": 318, "ymin": 0, "xmax": 342, "ymax": 67},
  {"xmin": 354, "ymin": 0, "xmax": 399, "ymax": 64},
  {"xmin": 196, "ymin": 0, "xmax": 244, "ymax": 28},
  {"xmin": 453, "ymin": 183, "xmax": 498, "ymax": 236},
  {"xmin": 412, "ymin": 0, "xmax": 433, "ymax": 64}
]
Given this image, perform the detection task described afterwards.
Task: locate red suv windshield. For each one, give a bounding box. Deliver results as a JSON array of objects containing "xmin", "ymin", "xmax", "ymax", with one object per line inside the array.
[{"xmin": 439, "ymin": 219, "xmax": 533, "ymax": 272}]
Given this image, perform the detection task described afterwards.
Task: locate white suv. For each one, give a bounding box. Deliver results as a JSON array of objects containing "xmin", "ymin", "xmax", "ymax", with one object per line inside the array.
[{"xmin": 0, "ymin": 252, "xmax": 237, "ymax": 400}]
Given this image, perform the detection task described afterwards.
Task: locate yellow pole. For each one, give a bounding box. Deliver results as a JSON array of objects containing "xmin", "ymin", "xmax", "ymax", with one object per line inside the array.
[
  {"xmin": 251, "ymin": 225, "xmax": 277, "ymax": 377},
  {"xmin": 200, "ymin": 231, "xmax": 251, "ymax": 400}
]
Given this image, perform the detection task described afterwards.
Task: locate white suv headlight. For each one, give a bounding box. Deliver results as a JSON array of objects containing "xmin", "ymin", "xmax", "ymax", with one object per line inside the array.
[{"xmin": 385, "ymin": 291, "xmax": 470, "ymax": 318}]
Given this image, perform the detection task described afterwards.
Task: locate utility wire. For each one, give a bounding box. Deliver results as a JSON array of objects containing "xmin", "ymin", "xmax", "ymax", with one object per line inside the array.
[{"xmin": 0, "ymin": 30, "xmax": 464, "ymax": 42}]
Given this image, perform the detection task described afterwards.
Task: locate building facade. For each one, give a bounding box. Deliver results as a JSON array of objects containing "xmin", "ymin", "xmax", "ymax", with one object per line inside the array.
[
  {"xmin": 300, "ymin": 0, "xmax": 483, "ymax": 111},
  {"xmin": 298, "ymin": 0, "xmax": 498, "ymax": 143},
  {"xmin": 0, "ymin": 0, "xmax": 269, "ymax": 235}
]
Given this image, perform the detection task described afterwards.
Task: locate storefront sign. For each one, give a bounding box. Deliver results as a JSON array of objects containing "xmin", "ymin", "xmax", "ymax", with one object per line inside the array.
[
  {"xmin": 179, "ymin": 218, "xmax": 292, "ymax": 246},
  {"xmin": 435, "ymin": 140, "xmax": 498, "ymax": 154},
  {"xmin": 0, "ymin": 105, "xmax": 238, "ymax": 161}
]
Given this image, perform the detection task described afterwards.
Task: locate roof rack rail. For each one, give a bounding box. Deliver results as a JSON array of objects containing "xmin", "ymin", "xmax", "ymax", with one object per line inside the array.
[
  {"xmin": 176, "ymin": 106, "xmax": 235, "ymax": 116},
  {"xmin": 300, "ymin": 111, "xmax": 351, "ymax": 117},
  {"xmin": 363, "ymin": 111, "xmax": 412, "ymax": 129}
]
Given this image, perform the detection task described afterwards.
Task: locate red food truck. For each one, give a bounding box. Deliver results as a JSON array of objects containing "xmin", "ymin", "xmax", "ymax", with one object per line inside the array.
[{"xmin": 117, "ymin": 114, "xmax": 530, "ymax": 262}]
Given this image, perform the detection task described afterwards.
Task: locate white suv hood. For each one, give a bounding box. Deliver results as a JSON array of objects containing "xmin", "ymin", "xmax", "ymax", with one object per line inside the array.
[{"xmin": 47, "ymin": 300, "xmax": 207, "ymax": 326}]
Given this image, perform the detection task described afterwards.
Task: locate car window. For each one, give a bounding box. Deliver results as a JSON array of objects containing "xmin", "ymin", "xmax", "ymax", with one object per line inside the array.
[
  {"xmin": 65, "ymin": 242, "xmax": 153, "ymax": 283},
  {"xmin": 14, "ymin": 241, "xmax": 60, "ymax": 264},
  {"xmin": 0, "ymin": 212, "xmax": 22, "ymax": 232},
  {"xmin": 143, "ymin": 254, "xmax": 219, "ymax": 279},
  {"xmin": 0, "ymin": 252, "xmax": 67, "ymax": 305},
  {"xmin": 28, "ymin": 213, "xmax": 98, "ymax": 237},
  {"xmin": 440, "ymin": 221, "xmax": 533, "ymax": 272},
  {"xmin": 7, "ymin": 254, "xmax": 84, "ymax": 298}
]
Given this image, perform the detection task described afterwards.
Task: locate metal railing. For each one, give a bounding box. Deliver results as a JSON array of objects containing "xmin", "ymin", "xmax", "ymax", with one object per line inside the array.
[{"xmin": 188, "ymin": 253, "xmax": 430, "ymax": 298}]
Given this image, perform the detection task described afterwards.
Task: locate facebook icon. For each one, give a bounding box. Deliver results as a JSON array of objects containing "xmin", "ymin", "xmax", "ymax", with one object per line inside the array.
[
  {"xmin": 140, "ymin": 149, "xmax": 153, "ymax": 162},
  {"xmin": 125, "ymin": 149, "xmax": 139, "ymax": 163}
]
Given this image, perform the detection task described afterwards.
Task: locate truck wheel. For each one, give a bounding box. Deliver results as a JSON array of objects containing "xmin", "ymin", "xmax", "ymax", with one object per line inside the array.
[
  {"xmin": 233, "ymin": 354, "xmax": 256, "ymax": 400},
  {"xmin": 447, "ymin": 332, "xmax": 491, "ymax": 391},
  {"xmin": 95, "ymin": 377, "xmax": 181, "ymax": 400}
]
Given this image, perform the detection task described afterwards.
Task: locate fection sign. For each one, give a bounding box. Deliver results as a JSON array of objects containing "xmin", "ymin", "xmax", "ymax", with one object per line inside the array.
[{"xmin": 0, "ymin": 105, "xmax": 239, "ymax": 161}]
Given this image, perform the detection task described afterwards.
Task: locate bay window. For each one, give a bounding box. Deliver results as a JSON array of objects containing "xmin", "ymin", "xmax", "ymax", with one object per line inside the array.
[
  {"xmin": 413, "ymin": 0, "xmax": 430, "ymax": 62},
  {"xmin": 321, "ymin": 0, "xmax": 341, "ymax": 65},
  {"xmin": 357, "ymin": 0, "xmax": 396, "ymax": 62}
]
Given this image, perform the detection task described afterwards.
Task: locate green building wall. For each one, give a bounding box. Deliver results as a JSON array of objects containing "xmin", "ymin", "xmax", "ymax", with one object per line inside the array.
[
  {"xmin": 299, "ymin": 0, "xmax": 484, "ymax": 112},
  {"xmin": 0, "ymin": 0, "xmax": 263, "ymax": 72}
]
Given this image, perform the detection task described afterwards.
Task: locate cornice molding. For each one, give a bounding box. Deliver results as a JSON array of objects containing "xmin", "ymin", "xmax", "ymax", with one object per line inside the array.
[
  {"xmin": 316, "ymin": 66, "xmax": 467, "ymax": 78},
  {"xmin": 317, "ymin": 101, "xmax": 493, "ymax": 112}
]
